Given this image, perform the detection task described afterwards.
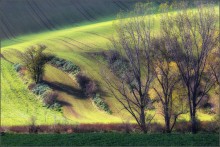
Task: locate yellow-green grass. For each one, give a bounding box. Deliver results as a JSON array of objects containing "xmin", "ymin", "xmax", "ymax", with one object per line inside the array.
[
  {"xmin": 44, "ymin": 65, "xmax": 123, "ymax": 123},
  {"xmin": 1, "ymin": 6, "xmax": 219, "ymax": 126},
  {"xmin": 1, "ymin": 60, "xmax": 71, "ymax": 126}
]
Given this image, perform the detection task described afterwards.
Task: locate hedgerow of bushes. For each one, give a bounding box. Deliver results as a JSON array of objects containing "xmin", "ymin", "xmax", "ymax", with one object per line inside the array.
[
  {"xmin": 31, "ymin": 83, "xmax": 62, "ymax": 112},
  {"xmin": 108, "ymin": 54, "xmax": 131, "ymax": 80},
  {"xmin": 91, "ymin": 50, "xmax": 133, "ymax": 81},
  {"xmin": 76, "ymin": 73, "xmax": 112, "ymax": 114},
  {"xmin": 13, "ymin": 63, "xmax": 62, "ymax": 112},
  {"xmin": 1, "ymin": 120, "xmax": 219, "ymax": 134},
  {"xmin": 13, "ymin": 59, "xmax": 110, "ymax": 113},
  {"xmin": 32, "ymin": 84, "xmax": 50, "ymax": 95},
  {"xmin": 49, "ymin": 57, "xmax": 80, "ymax": 75},
  {"xmin": 48, "ymin": 56, "xmax": 112, "ymax": 114},
  {"xmin": 92, "ymin": 94, "xmax": 112, "ymax": 114}
]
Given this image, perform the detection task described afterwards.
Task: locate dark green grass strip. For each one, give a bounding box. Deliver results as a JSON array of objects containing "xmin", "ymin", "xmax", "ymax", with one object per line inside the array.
[{"xmin": 1, "ymin": 133, "xmax": 219, "ymax": 146}]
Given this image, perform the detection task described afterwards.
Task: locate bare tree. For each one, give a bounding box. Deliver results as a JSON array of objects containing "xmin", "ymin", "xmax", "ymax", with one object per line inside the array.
[
  {"xmin": 152, "ymin": 38, "xmax": 187, "ymax": 133},
  {"xmin": 160, "ymin": 4, "xmax": 219, "ymax": 133},
  {"xmin": 16, "ymin": 44, "xmax": 51, "ymax": 83},
  {"xmin": 102, "ymin": 3, "xmax": 156, "ymax": 133}
]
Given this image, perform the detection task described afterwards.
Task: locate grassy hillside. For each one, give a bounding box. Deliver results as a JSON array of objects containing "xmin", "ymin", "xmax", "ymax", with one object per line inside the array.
[
  {"xmin": 1, "ymin": 60, "xmax": 69, "ymax": 126},
  {"xmin": 1, "ymin": 6, "xmax": 219, "ymax": 126},
  {"xmin": 0, "ymin": 0, "xmax": 145, "ymax": 39}
]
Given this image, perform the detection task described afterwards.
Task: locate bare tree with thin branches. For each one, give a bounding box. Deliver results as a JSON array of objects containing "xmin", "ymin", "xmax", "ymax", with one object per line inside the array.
[
  {"xmin": 160, "ymin": 3, "xmax": 219, "ymax": 133},
  {"xmin": 152, "ymin": 38, "xmax": 187, "ymax": 133},
  {"xmin": 102, "ymin": 3, "xmax": 156, "ymax": 133}
]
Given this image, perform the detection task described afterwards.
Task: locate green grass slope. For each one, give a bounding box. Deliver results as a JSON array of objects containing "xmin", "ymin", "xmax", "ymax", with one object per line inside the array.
[
  {"xmin": 1, "ymin": 60, "xmax": 69, "ymax": 126},
  {"xmin": 1, "ymin": 6, "xmax": 219, "ymax": 126}
]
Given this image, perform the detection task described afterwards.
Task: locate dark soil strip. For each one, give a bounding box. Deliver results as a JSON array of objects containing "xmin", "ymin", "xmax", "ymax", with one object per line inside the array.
[
  {"xmin": 0, "ymin": 12, "xmax": 15, "ymax": 38},
  {"xmin": 25, "ymin": 0, "xmax": 45, "ymax": 29},
  {"xmin": 27, "ymin": 0, "xmax": 52, "ymax": 30},
  {"xmin": 78, "ymin": 1, "xmax": 96, "ymax": 21},
  {"xmin": 31, "ymin": 0, "xmax": 55, "ymax": 29},
  {"xmin": 113, "ymin": 0, "xmax": 126, "ymax": 11},
  {"xmin": 118, "ymin": 0, "xmax": 129, "ymax": 10},
  {"xmin": 71, "ymin": 1, "xmax": 93, "ymax": 22}
]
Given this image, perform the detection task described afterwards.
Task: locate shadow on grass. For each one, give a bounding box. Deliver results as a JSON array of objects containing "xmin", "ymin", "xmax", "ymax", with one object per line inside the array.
[
  {"xmin": 43, "ymin": 80, "xmax": 86, "ymax": 99},
  {"xmin": 56, "ymin": 100, "xmax": 72, "ymax": 107}
]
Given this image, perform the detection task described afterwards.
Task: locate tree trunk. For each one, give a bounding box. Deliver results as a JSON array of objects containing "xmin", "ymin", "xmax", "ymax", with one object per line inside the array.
[
  {"xmin": 36, "ymin": 74, "xmax": 40, "ymax": 84},
  {"xmin": 191, "ymin": 106, "xmax": 197, "ymax": 134},
  {"xmin": 164, "ymin": 107, "xmax": 171, "ymax": 133},
  {"xmin": 35, "ymin": 72, "xmax": 43, "ymax": 84},
  {"xmin": 188, "ymin": 89, "xmax": 197, "ymax": 134},
  {"xmin": 140, "ymin": 107, "xmax": 147, "ymax": 133}
]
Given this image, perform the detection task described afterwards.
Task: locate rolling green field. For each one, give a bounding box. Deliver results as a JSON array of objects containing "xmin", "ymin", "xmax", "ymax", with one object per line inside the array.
[
  {"xmin": 1, "ymin": 133, "xmax": 219, "ymax": 146},
  {"xmin": 1, "ymin": 5, "xmax": 219, "ymax": 126}
]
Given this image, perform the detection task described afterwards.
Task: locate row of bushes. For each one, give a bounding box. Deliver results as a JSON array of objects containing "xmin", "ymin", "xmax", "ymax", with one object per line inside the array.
[
  {"xmin": 92, "ymin": 94, "xmax": 112, "ymax": 114},
  {"xmin": 1, "ymin": 120, "xmax": 219, "ymax": 134},
  {"xmin": 29, "ymin": 83, "xmax": 62, "ymax": 112},
  {"xmin": 49, "ymin": 57, "xmax": 112, "ymax": 114},
  {"xmin": 91, "ymin": 50, "xmax": 132, "ymax": 81},
  {"xmin": 49, "ymin": 57, "xmax": 80, "ymax": 75},
  {"xmin": 14, "ymin": 63, "xmax": 62, "ymax": 112},
  {"xmin": 14, "ymin": 59, "xmax": 111, "ymax": 114},
  {"xmin": 76, "ymin": 73, "xmax": 112, "ymax": 114},
  {"xmin": 107, "ymin": 51, "xmax": 132, "ymax": 81}
]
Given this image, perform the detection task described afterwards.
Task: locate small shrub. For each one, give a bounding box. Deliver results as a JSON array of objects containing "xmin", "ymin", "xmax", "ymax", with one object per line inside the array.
[
  {"xmin": 50, "ymin": 102, "xmax": 62, "ymax": 112},
  {"xmin": 42, "ymin": 91, "xmax": 62, "ymax": 111},
  {"xmin": 63, "ymin": 61, "xmax": 79, "ymax": 73},
  {"xmin": 91, "ymin": 50, "xmax": 133, "ymax": 81},
  {"xmin": 199, "ymin": 121, "xmax": 219, "ymax": 133},
  {"xmin": 85, "ymin": 81, "xmax": 98, "ymax": 96},
  {"xmin": 42, "ymin": 91, "xmax": 58, "ymax": 107},
  {"xmin": 28, "ymin": 83, "xmax": 37, "ymax": 90},
  {"xmin": 147, "ymin": 123, "xmax": 164, "ymax": 133},
  {"xmin": 76, "ymin": 73, "xmax": 90, "ymax": 89},
  {"xmin": 111, "ymin": 59, "xmax": 130, "ymax": 78},
  {"xmin": 76, "ymin": 73, "xmax": 98, "ymax": 97},
  {"xmin": 92, "ymin": 93, "xmax": 112, "ymax": 114},
  {"xmin": 28, "ymin": 116, "xmax": 38, "ymax": 134},
  {"xmin": 13, "ymin": 63, "xmax": 23, "ymax": 72},
  {"xmin": 174, "ymin": 120, "xmax": 191, "ymax": 133},
  {"xmin": 122, "ymin": 123, "xmax": 132, "ymax": 133},
  {"xmin": 106, "ymin": 50, "xmax": 121, "ymax": 64},
  {"xmin": 103, "ymin": 50, "xmax": 131, "ymax": 79},
  {"xmin": 32, "ymin": 84, "xmax": 50, "ymax": 95},
  {"xmin": 50, "ymin": 57, "xmax": 65, "ymax": 67}
]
